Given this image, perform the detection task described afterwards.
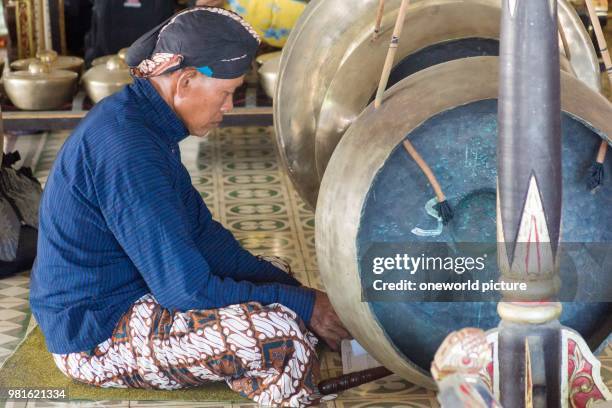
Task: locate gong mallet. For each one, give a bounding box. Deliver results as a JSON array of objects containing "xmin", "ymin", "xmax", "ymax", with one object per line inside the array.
[
  {"xmin": 402, "ymin": 139, "xmax": 454, "ymax": 224},
  {"xmin": 372, "ymin": 0, "xmax": 386, "ymax": 40},
  {"xmin": 584, "ymin": 0, "xmax": 612, "ymax": 191},
  {"xmin": 374, "ymin": 0, "xmax": 410, "ymax": 109},
  {"xmin": 318, "ymin": 366, "xmax": 393, "ymax": 395},
  {"xmin": 588, "ymin": 141, "xmax": 609, "ymax": 191}
]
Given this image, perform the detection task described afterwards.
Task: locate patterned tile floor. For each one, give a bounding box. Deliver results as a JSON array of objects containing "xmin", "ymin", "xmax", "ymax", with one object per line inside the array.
[{"xmin": 0, "ymin": 127, "xmax": 610, "ymax": 407}]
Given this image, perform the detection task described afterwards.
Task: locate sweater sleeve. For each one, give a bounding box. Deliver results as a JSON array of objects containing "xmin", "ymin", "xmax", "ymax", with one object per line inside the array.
[
  {"xmin": 94, "ymin": 135, "xmax": 315, "ymax": 323},
  {"xmin": 189, "ymin": 187, "xmax": 302, "ymax": 287}
]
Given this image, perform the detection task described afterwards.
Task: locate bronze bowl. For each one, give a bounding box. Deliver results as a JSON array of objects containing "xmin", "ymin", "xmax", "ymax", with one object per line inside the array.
[
  {"xmin": 4, "ymin": 61, "xmax": 78, "ymax": 110},
  {"xmin": 10, "ymin": 50, "xmax": 83, "ymax": 75},
  {"xmin": 258, "ymin": 53, "xmax": 281, "ymax": 100},
  {"xmin": 82, "ymin": 56, "xmax": 133, "ymax": 103},
  {"xmin": 91, "ymin": 47, "xmax": 130, "ymax": 67}
]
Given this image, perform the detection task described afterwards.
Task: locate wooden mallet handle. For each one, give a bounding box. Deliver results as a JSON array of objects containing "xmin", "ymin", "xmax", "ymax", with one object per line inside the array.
[
  {"xmin": 373, "ymin": 0, "xmax": 386, "ymax": 40},
  {"xmin": 374, "ymin": 0, "xmax": 411, "ymax": 109},
  {"xmin": 558, "ymin": 17, "xmax": 571, "ymax": 61},
  {"xmin": 318, "ymin": 366, "xmax": 393, "ymax": 395},
  {"xmin": 596, "ymin": 138, "xmax": 608, "ymax": 163},
  {"xmin": 402, "ymin": 139, "xmax": 446, "ymax": 202}
]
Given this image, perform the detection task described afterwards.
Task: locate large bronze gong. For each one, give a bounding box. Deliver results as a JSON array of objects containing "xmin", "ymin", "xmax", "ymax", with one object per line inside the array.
[
  {"xmin": 275, "ymin": 0, "xmax": 600, "ymax": 208},
  {"xmin": 315, "ymin": 56, "xmax": 612, "ymax": 388}
]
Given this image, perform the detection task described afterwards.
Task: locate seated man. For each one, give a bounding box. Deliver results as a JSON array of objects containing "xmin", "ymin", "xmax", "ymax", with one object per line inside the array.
[{"xmin": 30, "ymin": 7, "xmax": 349, "ymax": 407}]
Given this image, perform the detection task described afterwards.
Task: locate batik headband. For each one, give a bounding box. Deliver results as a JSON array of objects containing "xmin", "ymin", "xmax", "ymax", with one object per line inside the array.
[{"xmin": 126, "ymin": 6, "xmax": 260, "ymax": 79}]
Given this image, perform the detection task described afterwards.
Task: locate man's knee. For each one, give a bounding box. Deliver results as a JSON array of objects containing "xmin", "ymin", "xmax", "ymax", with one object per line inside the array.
[
  {"xmin": 52, "ymin": 352, "xmax": 104, "ymax": 386},
  {"xmin": 260, "ymin": 303, "xmax": 316, "ymax": 342},
  {"xmin": 245, "ymin": 303, "xmax": 319, "ymax": 370},
  {"xmin": 257, "ymin": 255, "xmax": 292, "ymax": 275}
]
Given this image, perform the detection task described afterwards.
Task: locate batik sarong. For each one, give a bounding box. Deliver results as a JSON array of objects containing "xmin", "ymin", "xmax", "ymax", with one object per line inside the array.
[{"xmin": 52, "ymin": 257, "xmax": 329, "ymax": 407}]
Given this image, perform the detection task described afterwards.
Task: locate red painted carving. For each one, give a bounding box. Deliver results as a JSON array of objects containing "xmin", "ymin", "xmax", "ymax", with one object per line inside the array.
[{"xmin": 568, "ymin": 338, "xmax": 608, "ymax": 408}]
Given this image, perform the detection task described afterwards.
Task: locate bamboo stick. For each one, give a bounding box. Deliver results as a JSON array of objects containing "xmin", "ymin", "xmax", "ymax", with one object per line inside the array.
[
  {"xmin": 372, "ymin": 0, "xmax": 385, "ymax": 40},
  {"xmin": 374, "ymin": 0, "xmax": 410, "ymax": 109},
  {"xmin": 558, "ymin": 17, "xmax": 571, "ymax": 60}
]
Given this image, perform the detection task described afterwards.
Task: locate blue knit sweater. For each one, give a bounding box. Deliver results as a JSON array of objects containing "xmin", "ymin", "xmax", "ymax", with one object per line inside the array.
[{"xmin": 30, "ymin": 79, "xmax": 316, "ymax": 354}]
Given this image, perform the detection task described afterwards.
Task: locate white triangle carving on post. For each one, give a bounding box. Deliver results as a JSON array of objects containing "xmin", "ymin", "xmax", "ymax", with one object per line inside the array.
[
  {"xmin": 511, "ymin": 175, "xmax": 554, "ymax": 278},
  {"xmin": 508, "ymin": 0, "xmax": 517, "ymax": 17}
]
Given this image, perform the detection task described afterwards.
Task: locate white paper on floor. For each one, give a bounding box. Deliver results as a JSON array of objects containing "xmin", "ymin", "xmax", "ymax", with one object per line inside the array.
[{"xmin": 341, "ymin": 339, "xmax": 381, "ymax": 374}]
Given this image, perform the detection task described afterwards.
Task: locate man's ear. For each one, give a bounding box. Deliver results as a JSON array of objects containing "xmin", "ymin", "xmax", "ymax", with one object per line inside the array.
[{"xmin": 175, "ymin": 68, "xmax": 199, "ymax": 97}]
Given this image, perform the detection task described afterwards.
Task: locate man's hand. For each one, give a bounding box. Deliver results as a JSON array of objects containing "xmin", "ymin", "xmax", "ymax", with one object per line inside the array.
[
  {"xmin": 195, "ymin": 0, "xmax": 225, "ymax": 6},
  {"xmin": 308, "ymin": 290, "xmax": 352, "ymax": 351}
]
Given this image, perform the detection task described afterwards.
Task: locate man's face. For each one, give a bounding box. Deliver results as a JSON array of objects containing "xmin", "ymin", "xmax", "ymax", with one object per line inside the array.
[{"xmin": 174, "ymin": 70, "xmax": 243, "ymax": 137}]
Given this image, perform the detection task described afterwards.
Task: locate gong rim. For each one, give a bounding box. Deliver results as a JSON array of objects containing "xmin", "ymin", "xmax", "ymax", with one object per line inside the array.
[
  {"xmin": 276, "ymin": 0, "xmax": 600, "ymax": 209},
  {"xmin": 274, "ymin": 0, "xmax": 403, "ymax": 209},
  {"xmin": 315, "ymin": 56, "xmax": 612, "ymax": 388},
  {"xmin": 557, "ymin": 0, "xmax": 600, "ymax": 93}
]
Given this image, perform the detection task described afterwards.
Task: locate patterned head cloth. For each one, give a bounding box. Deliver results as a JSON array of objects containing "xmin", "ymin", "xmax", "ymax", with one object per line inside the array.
[{"xmin": 126, "ymin": 7, "xmax": 260, "ymax": 79}]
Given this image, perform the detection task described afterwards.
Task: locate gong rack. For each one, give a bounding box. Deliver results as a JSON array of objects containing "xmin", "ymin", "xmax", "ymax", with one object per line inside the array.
[{"xmin": 1, "ymin": 83, "xmax": 273, "ymax": 132}]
